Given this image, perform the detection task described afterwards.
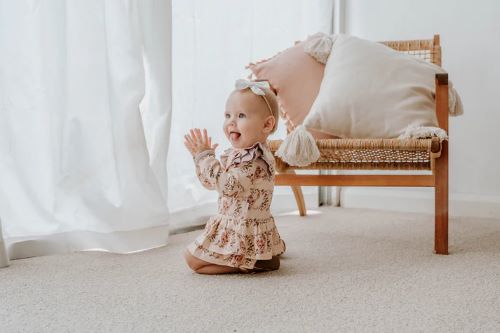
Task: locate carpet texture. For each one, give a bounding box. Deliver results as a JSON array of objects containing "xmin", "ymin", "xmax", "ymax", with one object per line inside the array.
[{"xmin": 1, "ymin": 207, "xmax": 499, "ymax": 332}]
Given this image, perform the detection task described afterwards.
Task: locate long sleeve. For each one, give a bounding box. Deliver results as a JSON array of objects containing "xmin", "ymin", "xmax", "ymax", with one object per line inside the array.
[
  {"xmin": 194, "ymin": 150, "xmax": 223, "ymax": 191},
  {"xmin": 194, "ymin": 153, "xmax": 250, "ymax": 195}
]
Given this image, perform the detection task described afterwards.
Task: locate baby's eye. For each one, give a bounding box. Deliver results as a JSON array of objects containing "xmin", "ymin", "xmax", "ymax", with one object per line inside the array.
[
  {"xmin": 238, "ymin": 113, "xmax": 246, "ymax": 118},
  {"xmin": 224, "ymin": 113, "xmax": 230, "ymax": 119}
]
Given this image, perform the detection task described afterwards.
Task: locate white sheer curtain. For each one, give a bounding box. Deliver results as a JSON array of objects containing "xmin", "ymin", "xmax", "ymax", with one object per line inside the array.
[
  {"xmin": 0, "ymin": 0, "xmax": 333, "ymax": 259},
  {"xmin": 0, "ymin": 0, "xmax": 172, "ymax": 259},
  {"xmin": 168, "ymin": 0, "xmax": 334, "ymax": 227}
]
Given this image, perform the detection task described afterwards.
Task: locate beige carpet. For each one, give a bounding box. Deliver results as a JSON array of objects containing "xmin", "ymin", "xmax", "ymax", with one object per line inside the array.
[{"xmin": 1, "ymin": 207, "xmax": 499, "ymax": 332}]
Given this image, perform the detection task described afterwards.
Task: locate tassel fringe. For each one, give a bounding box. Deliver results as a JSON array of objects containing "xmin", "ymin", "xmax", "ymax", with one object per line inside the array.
[
  {"xmin": 398, "ymin": 125, "xmax": 448, "ymax": 141},
  {"xmin": 275, "ymin": 125, "xmax": 321, "ymax": 167}
]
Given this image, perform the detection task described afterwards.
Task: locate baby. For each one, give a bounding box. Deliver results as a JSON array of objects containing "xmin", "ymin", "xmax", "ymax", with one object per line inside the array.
[{"xmin": 183, "ymin": 79, "xmax": 286, "ymax": 274}]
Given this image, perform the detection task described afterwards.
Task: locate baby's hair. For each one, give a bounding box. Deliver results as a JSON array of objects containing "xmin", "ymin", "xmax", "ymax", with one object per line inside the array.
[
  {"xmin": 256, "ymin": 86, "xmax": 279, "ymax": 134},
  {"xmin": 244, "ymin": 87, "xmax": 279, "ymax": 134}
]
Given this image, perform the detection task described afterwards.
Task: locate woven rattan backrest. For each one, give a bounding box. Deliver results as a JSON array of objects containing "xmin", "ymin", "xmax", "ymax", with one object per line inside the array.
[{"xmin": 380, "ymin": 35, "xmax": 441, "ymax": 66}]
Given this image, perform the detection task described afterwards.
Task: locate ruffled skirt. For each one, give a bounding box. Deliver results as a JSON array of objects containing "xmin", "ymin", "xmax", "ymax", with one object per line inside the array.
[{"xmin": 187, "ymin": 214, "xmax": 286, "ymax": 269}]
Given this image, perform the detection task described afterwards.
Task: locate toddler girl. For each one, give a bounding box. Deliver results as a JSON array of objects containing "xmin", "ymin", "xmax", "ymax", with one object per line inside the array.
[{"xmin": 183, "ymin": 79, "xmax": 286, "ymax": 274}]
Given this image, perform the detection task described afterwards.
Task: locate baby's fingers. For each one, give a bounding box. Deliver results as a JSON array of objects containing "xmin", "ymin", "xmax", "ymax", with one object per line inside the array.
[
  {"xmin": 183, "ymin": 136, "xmax": 194, "ymax": 149},
  {"xmin": 183, "ymin": 140, "xmax": 195, "ymax": 155},
  {"xmin": 184, "ymin": 134, "xmax": 194, "ymax": 145},
  {"xmin": 202, "ymin": 129, "xmax": 209, "ymax": 145},
  {"xmin": 189, "ymin": 129, "xmax": 198, "ymax": 144},
  {"xmin": 195, "ymin": 128, "xmax": 204, "ymax": 145}
]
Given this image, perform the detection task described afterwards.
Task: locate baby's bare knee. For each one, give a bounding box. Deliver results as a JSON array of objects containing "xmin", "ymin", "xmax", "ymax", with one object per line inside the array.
[
  {"xmin": 184, "ymin": 251, "xmax": 204, "ymax": 272},
  {"xmin": 184, "ymin": 251, "xmax": 196, "ymax": 270}
]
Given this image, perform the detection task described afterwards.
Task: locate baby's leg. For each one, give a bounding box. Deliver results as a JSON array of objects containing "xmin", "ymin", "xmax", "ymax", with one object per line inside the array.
[{"xmin": 184, "ymin": 251, "xmax": 241, "ymax": 275}]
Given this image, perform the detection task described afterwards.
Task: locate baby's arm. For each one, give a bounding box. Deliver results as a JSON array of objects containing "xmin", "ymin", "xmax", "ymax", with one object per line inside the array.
[
  {"xmin": 184, "ymin": 128, "xmax": 221, "ymax": 191},
  {"xmin": 195, "ymin": 155, "xmax": 270, "ymax": 194},
  {"xmin": 194, "ymin": 150, "xmax": 223, "ymax": 191}
]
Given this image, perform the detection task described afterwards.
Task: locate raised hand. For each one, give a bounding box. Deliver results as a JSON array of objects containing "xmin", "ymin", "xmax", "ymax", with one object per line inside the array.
[{"xmin": 184, "ymin": 128, "xmax": 219, "ymax": 157}]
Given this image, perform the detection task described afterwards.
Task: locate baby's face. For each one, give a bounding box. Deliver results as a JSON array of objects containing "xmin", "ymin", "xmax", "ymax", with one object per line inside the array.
[{"xmin": 224, "ymin": 91, "xmax": 271, "ymax": 149}]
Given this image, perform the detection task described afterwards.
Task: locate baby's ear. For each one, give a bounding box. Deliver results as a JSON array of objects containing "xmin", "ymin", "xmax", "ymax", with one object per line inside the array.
[{"xmin": 263, "ymin": 115, "xmax": 276, "ymax": 133}]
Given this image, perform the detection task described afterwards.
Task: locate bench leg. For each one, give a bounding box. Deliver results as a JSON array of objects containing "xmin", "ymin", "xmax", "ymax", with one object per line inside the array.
[
  {"xmin": 434, "ymin": 141, "xmax": 449, "ymax": 255},
  {"xmin": 291, "ymin": 184, "xmax": 306, "ymax": 216},
  {"xmin": 279, "ymin": 170, "xmax": 306, "ymax": 216}
]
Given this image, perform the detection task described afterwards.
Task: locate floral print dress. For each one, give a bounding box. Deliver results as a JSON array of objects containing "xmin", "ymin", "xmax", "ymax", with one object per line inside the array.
[{"xmin": 187, "ymin": 142, "xmax": 286, "ymax": 270}]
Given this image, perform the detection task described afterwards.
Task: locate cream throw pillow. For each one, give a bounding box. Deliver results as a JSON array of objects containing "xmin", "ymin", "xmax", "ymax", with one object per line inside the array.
[{"xmin": 304, "ymin": 34, "xmax": 445, "ymax": 138}]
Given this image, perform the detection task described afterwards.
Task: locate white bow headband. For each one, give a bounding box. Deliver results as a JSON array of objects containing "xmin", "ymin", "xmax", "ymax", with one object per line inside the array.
[
  {"xmin": 235, "ymin": 79, "xmax": 270, "ymax": 95},
  {"xmin": 234, "ymin": 79, "xmax": 274, "ymax": 116}
]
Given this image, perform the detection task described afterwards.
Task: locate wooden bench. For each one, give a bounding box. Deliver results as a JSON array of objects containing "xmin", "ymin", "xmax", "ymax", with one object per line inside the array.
[{"xmin": 269, "ymin": 35, "xmax": 449, "ymax": 254}]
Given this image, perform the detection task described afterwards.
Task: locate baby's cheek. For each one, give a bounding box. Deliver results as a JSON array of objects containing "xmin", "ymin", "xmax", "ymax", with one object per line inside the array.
[{"xmin": 241, "ymin": 121, "xmax": 256, "ymax": 135}]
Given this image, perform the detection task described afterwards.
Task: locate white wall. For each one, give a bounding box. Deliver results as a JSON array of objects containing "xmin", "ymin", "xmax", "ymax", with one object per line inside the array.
[{"xmin": 340, "ymin": 0, "xmax": 500, "ymax": 217}]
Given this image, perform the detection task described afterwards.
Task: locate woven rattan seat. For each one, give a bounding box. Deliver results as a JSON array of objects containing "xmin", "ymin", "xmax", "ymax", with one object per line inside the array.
[
  {"xmin": 269, "ymin": 138, "xmax": 441, "ymax": 171},
  {"xmin": 270, "ymin": 35, "xmax": 450, "ymax": 254}
]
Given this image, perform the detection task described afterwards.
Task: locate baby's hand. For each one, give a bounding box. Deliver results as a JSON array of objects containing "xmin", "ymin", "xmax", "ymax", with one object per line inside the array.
[{"xmin": 184, "ymin": 128, "xmax": 219, "ymax": 157}]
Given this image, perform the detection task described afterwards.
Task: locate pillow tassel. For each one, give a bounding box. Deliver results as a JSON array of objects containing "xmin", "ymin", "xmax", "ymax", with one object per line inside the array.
[
  {"xmin": 275, "ymin": 125, "xmax": 321, "ymax": 167},
  {"xmin": 398, "ymin": 124, "xmax": 448, "ymax": 141}
]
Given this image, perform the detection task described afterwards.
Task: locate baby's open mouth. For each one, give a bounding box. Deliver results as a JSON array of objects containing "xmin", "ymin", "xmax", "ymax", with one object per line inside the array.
[{"xmin": 229, "ymin": 131, "xmax": 241, "ymax": 141}]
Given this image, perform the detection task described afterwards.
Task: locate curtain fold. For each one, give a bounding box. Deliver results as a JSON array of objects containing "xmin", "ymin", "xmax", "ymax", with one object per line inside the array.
[
  {"xmin": 0, "ymin": 0, "xmax": 333, "ymax": 258},
  {"xmin": 0, "ymin": 0, "xmax": 172, "ymax": 259}
]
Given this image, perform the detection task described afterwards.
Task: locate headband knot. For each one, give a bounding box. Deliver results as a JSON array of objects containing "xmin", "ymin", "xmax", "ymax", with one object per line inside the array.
[{"xmin": 235, "ymin": 79, "xmax": 270, "ymax": 96}]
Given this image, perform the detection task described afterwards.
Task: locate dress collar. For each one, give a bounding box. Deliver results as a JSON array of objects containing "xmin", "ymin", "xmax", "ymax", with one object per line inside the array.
[{"xmin": 221, "ymin": 142, "xmax": 275, "ymax": 174}]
